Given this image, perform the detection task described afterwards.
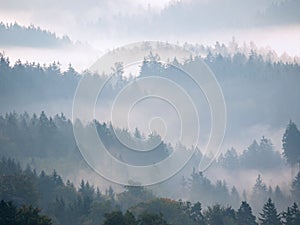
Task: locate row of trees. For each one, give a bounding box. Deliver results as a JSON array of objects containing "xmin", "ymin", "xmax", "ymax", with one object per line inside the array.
[
  {"xmin": 282, "ymin": 121, "xmax": 300, "ymax": 167},
  {"xmin": 0, "ymin": 21, "xmax": 71, "ymax": 47},
  {"xmin": 217, "ymin": 137, "xmax": 283, "ymax": 170},
  {"xmin": 0, "ymin": 200, "xmax": 52, "ymax": 225},
  {"xmin": 2, "ymin": 111, "xmax": 297, "ymax": 169},
  {"xmin": 1, "ymin": 45, "xmax": 300, "ymax": 125},
  {"xmin": 218, "ymin": 120, "xmax": 300, "ymax": 170},
  {"xmin": 0, "ymin": 111, "xmax": 299, "ymax": 211},
  {"xmin": 183, "ymin": 170, "xmax": 298, "ymax": 214},
  {"xmin": 0, "ymin": 157, "xmax": 299, "ymax": 225}
]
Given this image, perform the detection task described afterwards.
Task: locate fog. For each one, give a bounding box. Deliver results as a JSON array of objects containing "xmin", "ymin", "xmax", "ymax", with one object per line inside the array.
[{"xmin": 0, "ymin": 0, "xmax": 299, "ymax": 224}]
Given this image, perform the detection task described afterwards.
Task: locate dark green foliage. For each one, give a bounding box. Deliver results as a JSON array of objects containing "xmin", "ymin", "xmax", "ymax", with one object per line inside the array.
[
  {"xmin": 189, "ymin": 202, "xmax": 206, "ymax": 224},
  {"xmin": 0, "ymin": 158, "xmax": 298, "ymax": 225},
  {"xmin": 0, "ymin": 158, "xmax": 117, "ymax": 225},
  {"xmin": 282, "ymin": 121, "xmax": 300, "ymax": 166},
  {"xmin": 259, "ymin": 198, "xmax": 281, "ymax": 225},
  {"xmin": 102, "ymin": 210, "xmax": 170, "ymax": 225},
  {"xmin": 204, "ymin": 204, "xmax": 237, "ymax": 225},
  {"xmin": 178, "ymin": 200, "xmax": 206, "ymax": 225},
  {"xmin": 132, "ymin": 198, "xmax": 198, "ymax": 225},
  {"xmin": 236, "ymin": 201, "xmax": 258, "ymax": 225},
  {"xmin": 103, "ymin": 211, "xmax": 129, "ymax": 225},
  {"xmin": 0, "ymin": 200, "xmax": 52, "ymax": 225},
  {"xmin": 117, "ymin": 186, "xmax": 155, "ymax": 210},
  {"xmin": 137, "ymin": 212, "xmax": 170, "ymax": 225},
  {"xmin": 16, "ymin": 205, "xmax": 52, "ymax": 225},
  {"xmin": 0, "ymin": 158, "xmax": 38, "ymax": 206},
  {"xmin": 0, "ymin": 200, "xmax": 17, "ymax": 225},
  {"xmin": 291, "ymin": 172, "xmax": 300, "ymax": 203},
  {"xmin": 282, "ymin": 203, "xmax": 300, "ymax": 225}
]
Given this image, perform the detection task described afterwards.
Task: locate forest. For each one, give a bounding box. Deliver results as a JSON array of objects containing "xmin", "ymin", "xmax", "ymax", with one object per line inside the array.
[
  {"xmin": 0, "ymin": 155, "xmax": 300, "ymax": 225},
  {"xmin": 0, "ymin": 40, "xmax": 300, "ymax": 225},
  {"xmin": 0, "ymin": 110, "xmax": 299, "ymax": 224},
  {"xmin": 0, "ymin": 22, "xmax": 71, "ymax": 47},
  {"xmin": 1, "ymin": 0, "xmax": 300, "ymax": 223}
]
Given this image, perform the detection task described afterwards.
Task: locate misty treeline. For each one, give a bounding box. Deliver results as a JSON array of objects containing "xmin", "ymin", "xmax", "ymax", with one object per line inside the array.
[
  {"xmin": 0, "ymin": 21, "xmax": 71, "ymax": 47},
  {"xmin": 0, "ymin": 157, "xmax": 300, "ymax": 225},
  {"xmin": 88, "ymin": 0, "xmax": 300, "ymax": 38},
  {"xmin": 0, "ymin": 111, "xmax": 293, "ymax": 170},
  {"xmin": 1, "ymin": 41, "xmax": 300, "ymax": 130},
  {"xmin": 0, "ymin": 111, "xmax": 299, "ymax": 212},
  {"xmin": 1, "ymin": 41, "xmax": 300, "ymax": 223}
]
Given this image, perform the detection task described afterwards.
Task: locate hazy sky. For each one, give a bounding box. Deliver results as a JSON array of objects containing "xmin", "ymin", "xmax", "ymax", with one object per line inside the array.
[{"xmin": 0, "ymin": 0, "xmax": 300, "ymax": 69}]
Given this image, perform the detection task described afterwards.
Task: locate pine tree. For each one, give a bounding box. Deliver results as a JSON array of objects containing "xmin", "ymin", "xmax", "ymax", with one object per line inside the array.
[
  {"xmin": 291, "ymin": 172, "xmax": 300, "ymax": 202},
  {"xmin": 282, "ymin": 121, "xmax": 300, "ymax": 167},
  {"xmin": 282, "ymin": 203, "xmax": 300, "ymax": 225},
  {"xmin": 259, "ymin": 198, "xmax": 281, "ymax": 225},
  {"xmin": 236, "ymin": 201, "xmax": 258, "ymax": 225},
  {"xmin": 283, "ymin": 207, "xmax": 294, "ymax": 225},
  {"xmin": 0, "ymin": 200, "xmax": 17, "ymax": 225},
  {"xmin": 190, "ymin": 202, "xmax": 206, "ymax": 225}
]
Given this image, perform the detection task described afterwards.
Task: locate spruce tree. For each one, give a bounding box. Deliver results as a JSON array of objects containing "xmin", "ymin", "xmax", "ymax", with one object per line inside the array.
[
  {"xmin": 282, "ymin": 121, "xmax": 300, "ymax": 167},
  {"xmin": 236, "ymin": 201, "xmax": 258, "ymax": 225},
  {"xmin": 259, "ymin": 198, "xmax": 281, "ymax": 225},
  {"xmin": 292, "ymin": 172, "xmax": 300, "ymax": 202},
  {"xmin": 282, "ymin": 203, "xmax": 300, "ymax": 225}
]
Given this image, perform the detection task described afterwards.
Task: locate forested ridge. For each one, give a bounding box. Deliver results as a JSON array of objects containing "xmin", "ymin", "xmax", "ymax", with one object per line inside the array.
[
  {"xmin": 1, "ymin": 43, "xmax": 300, "ymax": 129},
  {"xmin": 0, "ymin": 22, "xmax": 71, "ymax": 47},
  {"xmin": 0, "ymin": 111, "xmax": 300, "ymax": 224},
  {"xmin": 1, "ymin": 157, "xmax": 300, "ymax": 225},
  {"xmin": 1, "ymin": 0, "xmax": 300, "ymax": 223},
  {"xmin": 1, "ymin": 42, "xmax": 300, "ymax": 224}
]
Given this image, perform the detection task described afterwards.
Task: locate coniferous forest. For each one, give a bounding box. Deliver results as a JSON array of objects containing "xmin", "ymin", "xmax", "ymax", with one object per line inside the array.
[
  {"xmin": 1, "ymin": 0, "xmax": 300, "ymax": 224},
  {"xmin": 0, "ymin": 51, "xmax": 300, "ymax": 224}
]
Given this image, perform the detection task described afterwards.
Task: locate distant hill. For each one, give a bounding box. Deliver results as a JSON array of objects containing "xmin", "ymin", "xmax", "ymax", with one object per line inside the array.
[{"xmin": 0, "ymin": 22, "xmax": 72, "ymax": 47}]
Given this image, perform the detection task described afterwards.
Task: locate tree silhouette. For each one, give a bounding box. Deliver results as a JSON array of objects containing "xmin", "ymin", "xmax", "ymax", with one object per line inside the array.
[
  {"xmin": 103, "ymin": 211, "xmax": 127, "ymax": 225},
  {"xmin": 137, "ymin": 212, "xmax": 170, "ymax": 225},
  {"xmin": 291, "ymin": 172, "xmax": 300, "ymax": 203},
  {"xmin": 259, "ymin": 198, "xmax": 281, "ymax": 225},
  {"xmin": 189, "ymin": 201, "xmax": 206, "ymax": 225},
  {"xmin": 204, "ymin": 204, "xmax": 236, "ymax": 225},
  {"xmin": 236, "ymin": 201, "xmax": 258, "ymax": 225},
  {"xmin": 282, "ymin": 121, "xmax": 300, "ymax": 167},
  {"xmin": 0, "ymin": 200, "xmax": 17, "ymax": 225},
  {"xmin": 16, "ymin": 205, "xmax": 52, "ymax": 225},
  {"xmin": 0, "ymin": 200, "xmax": 52, "ymax": 225},
  {"xmin": 282, "ymin": 202, "xmax": 300, "ymax": 225}
]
